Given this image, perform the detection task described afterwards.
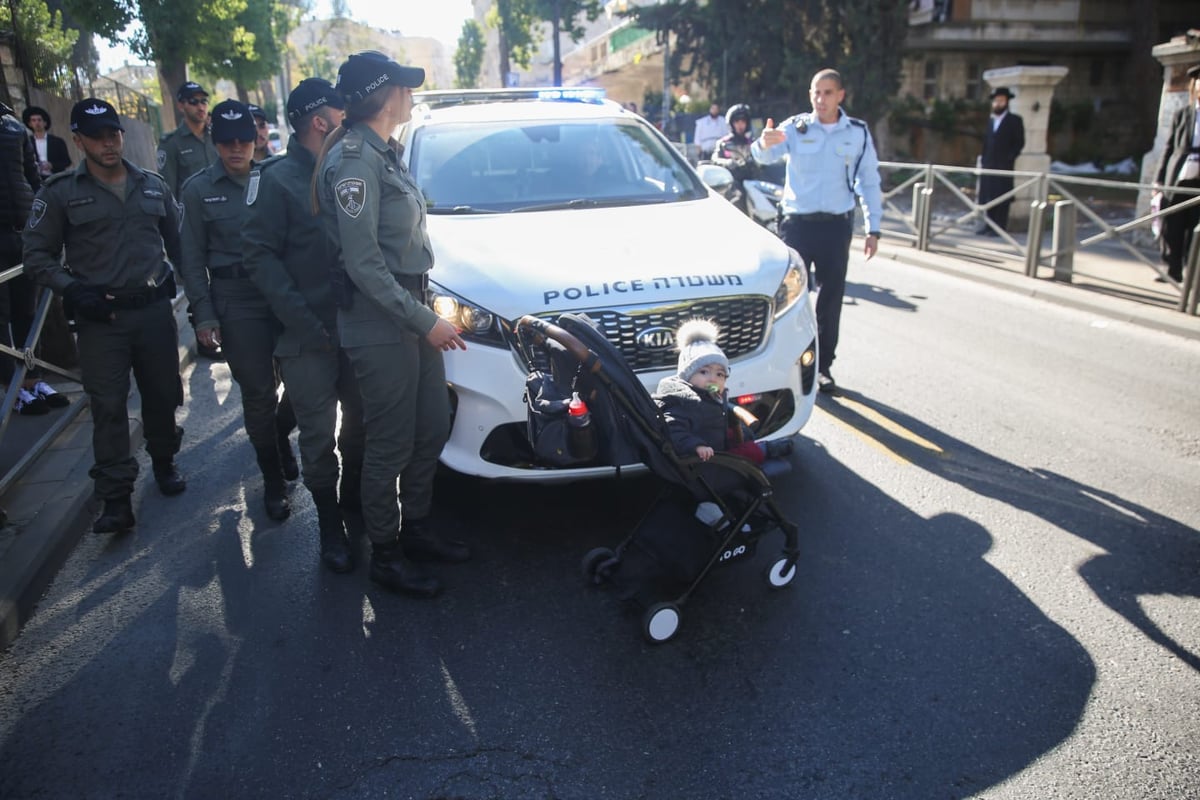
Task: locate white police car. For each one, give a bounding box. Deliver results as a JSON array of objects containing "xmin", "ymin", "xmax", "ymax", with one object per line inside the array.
[{"xmin": 401, "ymin": 88, "xmax": 818, "ymax": 480}]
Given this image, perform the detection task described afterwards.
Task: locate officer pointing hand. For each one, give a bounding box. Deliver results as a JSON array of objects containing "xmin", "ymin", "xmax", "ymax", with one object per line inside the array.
[{"xmin": 759, "ymin": 118, "xmax": 785, "ymax": 148}]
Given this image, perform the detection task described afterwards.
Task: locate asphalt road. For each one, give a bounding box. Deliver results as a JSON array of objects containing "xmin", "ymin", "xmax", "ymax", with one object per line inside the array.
[{"xmin": 1, "ymin": 258, "xmax": 1198, "ymax": 800}]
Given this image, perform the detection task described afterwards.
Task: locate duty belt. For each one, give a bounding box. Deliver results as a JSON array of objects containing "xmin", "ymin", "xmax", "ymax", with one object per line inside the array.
[
  {"xmin": 395, "ymin": 272, "xmax": 429, "ymax": 299},
  {"xmin": 209, "ymin": 264, "xmax": 250, "ymax": 280},
  {"xmin": 789, "ymin": 211, "xmax": 853, "ymax": 222},
  {"xmin": 107, "ymin": 278, "xmax": 174, "ymax": 309}
]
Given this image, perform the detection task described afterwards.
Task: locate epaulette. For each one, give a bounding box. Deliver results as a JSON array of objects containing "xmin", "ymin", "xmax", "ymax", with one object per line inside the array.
[
  {"xmin": 42, "ymin": 170, "xmax": 71, "ymax": 188},
  {"xmin": 341, "ymin": 129, "xmax": 363, "ymax": 159},
  {"xmin": 847, "ymin": 117, "xmax": 867, "ymax": 130},
  {"xmin": 255, "ymin": 153, "xmax": 286, "ymax": 171},
  {"xmin": 158, "ymin": 129, "xmax": 176, "ymax": 145}
]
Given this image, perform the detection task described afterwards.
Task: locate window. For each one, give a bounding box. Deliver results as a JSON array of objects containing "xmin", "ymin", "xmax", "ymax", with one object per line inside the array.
[
  {"xmin": 923, "ymin": 60, "xmax": 941, "ymax": 101},
  {"xmin": 966, "ymin": 62, "xmax": 981, "ymax": 101}
]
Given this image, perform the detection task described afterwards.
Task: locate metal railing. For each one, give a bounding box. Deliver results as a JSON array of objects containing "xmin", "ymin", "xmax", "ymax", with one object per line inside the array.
[
  {"xmin": 0, "ymin": 264, "xmax": 85, "ymax": 500},
  {"xmin": 881, "ymin": 162, "xmax": 1200, "ymax": 315}
]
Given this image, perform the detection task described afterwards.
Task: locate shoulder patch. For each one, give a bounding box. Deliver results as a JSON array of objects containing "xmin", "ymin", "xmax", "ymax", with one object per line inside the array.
[
  {"xmin": 334, "ymin": 177, "xmax": 366, "ymax": 219},
  {"xmin": 27, "ymin": 198, "xmax": 47, "ymax": 229},
  {"xmin": 156, "ymin": 148, "xmax": 167, "ymax": 170}
]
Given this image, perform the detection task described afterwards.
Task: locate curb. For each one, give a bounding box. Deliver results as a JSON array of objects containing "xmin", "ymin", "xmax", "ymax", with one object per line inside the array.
[
  {"xmin": 0, "ymin": 299, "xmax": 195, "ymax": 652},
  {"xmin": 879, "ymin": 245, "xmax": 1200, "ymax": 343}
]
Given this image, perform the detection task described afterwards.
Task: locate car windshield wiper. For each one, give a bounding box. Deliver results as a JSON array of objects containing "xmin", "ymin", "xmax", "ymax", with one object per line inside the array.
[
  {"xmin": 511, "ymin": 196, "xmax": 673, "ymax": 213},
  {"xmin": 427, "ymin": 205, "xmax": 502, "ymax": 215}
]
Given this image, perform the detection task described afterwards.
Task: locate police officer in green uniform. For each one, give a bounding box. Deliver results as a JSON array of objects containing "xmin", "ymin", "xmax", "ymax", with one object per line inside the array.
[
  {"xmin": 158, "ymin": 80, "xmax": 225, "ymax": 362},
  {"xmin": 316, "ymin": 51, "xmax": 470, "ymax": 598},
  {"xmin": 244, "ymin": 78, "xmax": 365, "ymax": 573},
  {"xmin": 179, "ymin": 99, "xmax": 291, "ymax": 521},
  {"xmin": 158, "ymin": 81, "xmax": 217, "ymax": 197},
  {"xmin": 23, "ymin": 98, "xmax": 186, "ymax": 534}
]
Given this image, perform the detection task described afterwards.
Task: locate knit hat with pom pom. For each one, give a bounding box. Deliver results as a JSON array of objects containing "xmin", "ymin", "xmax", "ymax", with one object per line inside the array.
[{"xmin": 676, "ymin": 318, "xmax": 728, "ymax": 382}]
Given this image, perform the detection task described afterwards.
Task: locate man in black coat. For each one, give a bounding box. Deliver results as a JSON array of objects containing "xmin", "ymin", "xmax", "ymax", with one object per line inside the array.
[
  {"xmin": 978, "ymin": 86, "xmax": 1025, "ymax": 235},
  {"xmin": 1154, "ymin": 64, "xmax": 1200, "ymax": 283},
  {"xmin": 22, "ymin": 106, "xmax": 71, "ymax": 176}
]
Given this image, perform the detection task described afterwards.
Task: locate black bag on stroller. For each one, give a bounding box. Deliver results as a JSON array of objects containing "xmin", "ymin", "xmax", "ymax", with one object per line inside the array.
[{"xmin": 516, "ymin": 313, "xmax": 800, "ymax": 643}]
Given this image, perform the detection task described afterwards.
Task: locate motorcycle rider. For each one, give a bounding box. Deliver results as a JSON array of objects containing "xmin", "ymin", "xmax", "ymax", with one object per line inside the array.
[{"xmin": 710, "ymin": 104, "xmax": 757, "ymax": 214}]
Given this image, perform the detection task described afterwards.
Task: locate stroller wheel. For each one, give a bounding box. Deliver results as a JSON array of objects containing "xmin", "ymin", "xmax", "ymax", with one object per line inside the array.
[
  {"xmin": 581, "ymin": 547, "xmax": 616, "ymax": 585},
  {"xmin": 643, "ymin": 603, "xmax": 681, "ymax": 644},
  {"xmin": 765, "ymin": 556, "xmax": 798, "ymax": 589}
]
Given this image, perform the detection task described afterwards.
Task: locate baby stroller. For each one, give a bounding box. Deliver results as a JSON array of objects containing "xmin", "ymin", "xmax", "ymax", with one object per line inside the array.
[{"xmin": 515, "ymin": 313, "xmax": 800, "ymax": 643}]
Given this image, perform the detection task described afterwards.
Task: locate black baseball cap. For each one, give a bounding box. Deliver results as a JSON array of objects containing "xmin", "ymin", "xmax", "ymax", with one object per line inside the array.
[
  {"xmin": 70, "ymin": 98, "xmax": 125, "ymax": 137},
  {"xmin": 286, "ymin": 77, "xmax": 345, "ymax": 121},
  {"xmin": 335, "ymin": 51, "xmax": 424, "ymax": 102},
  {"xmin": 176, "ymin": 81, "xmax": 209, "ymax": 101},
  {"xmin": 210, "ymin": 99, "xmax": 257, "ymax": 143},
  {"xmin": 246, "ymin": 103, "xmax": 268, "ymax": 122}
]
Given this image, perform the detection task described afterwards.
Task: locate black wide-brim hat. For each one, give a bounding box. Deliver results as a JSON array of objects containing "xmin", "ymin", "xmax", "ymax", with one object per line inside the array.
[
  {"xmin": 336, "ymin": 51, "xmax": 425, "ymax": 103},
  {"xmin": 22, "ymin": 105, "xmax": 51, "ymax": 129},
  {"xmin": 990, "ymin": 87, "xmax": 1015, "ymax": 100}
]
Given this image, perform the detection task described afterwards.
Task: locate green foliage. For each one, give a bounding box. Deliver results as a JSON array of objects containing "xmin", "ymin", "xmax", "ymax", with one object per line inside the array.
[
  {"xmin": 628, "ymin": 0, "xmax": 909, "ymax": 126},
  {"xmin": 488, "ymin": 0, "xmax": 539, "ymax": 71},
  {"xmin": 2, "ymin": 0, "xmax": 80, "ymax": 93},
  {"xmin": 532, "ymin": 0, "xmax": 601, "ymax": 42},
  {"xmin": 454, "ymin": 19, "xmax": 485, "ymax": 89},
  {"xmin": 190, "ymin": 0, "xmax": 282, "ymax": 91}
]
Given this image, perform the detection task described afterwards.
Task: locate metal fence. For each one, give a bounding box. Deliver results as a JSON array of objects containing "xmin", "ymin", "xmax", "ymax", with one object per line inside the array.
[{"xmin": 880, "ymin": 162, "xmax": 1200, "ymax": 314}]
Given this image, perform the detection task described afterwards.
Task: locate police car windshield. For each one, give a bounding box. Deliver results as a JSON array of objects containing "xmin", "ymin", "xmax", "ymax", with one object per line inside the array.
[{"xmin": 412, "ymin": 118, "xmax": 706, "ymax": 213}]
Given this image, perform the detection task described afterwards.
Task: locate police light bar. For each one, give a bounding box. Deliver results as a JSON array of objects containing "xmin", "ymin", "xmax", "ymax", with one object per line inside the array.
[{"xmin": 413, "ymin": 87, "xmax": 606, "ymax": 108}]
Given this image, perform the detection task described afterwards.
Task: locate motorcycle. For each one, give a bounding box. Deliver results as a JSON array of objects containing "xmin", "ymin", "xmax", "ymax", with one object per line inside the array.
[{"xmin": 704, "ymin": 151, "xmax": 785, "ymax": 236}]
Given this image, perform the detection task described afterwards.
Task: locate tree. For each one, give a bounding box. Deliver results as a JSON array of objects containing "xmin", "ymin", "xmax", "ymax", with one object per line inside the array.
[
  {"xmin": 190, "ymin": 0, "xmax": 282, "ymax": 101},
  {"xmin": 454, "ymin": 19, "xmax": 485, "ymax": 89},
  {"xmin": 2, "ymin": 0, "xmax": 80, "ymax": 95},
  {"xmin": 532, "ymin": 0, "xmax": 601, "ymax": 86},
  {"xmin": 488, "ymin": 0, "xmax": 537, "ymax": 85},
  {"xmin": 629, "ymin": 0, "xmax": 908, "ymax": 127}
]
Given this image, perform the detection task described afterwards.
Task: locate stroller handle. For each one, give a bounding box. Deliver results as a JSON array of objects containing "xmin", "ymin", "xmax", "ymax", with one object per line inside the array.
[{"xmin": 516, "ymin": 315, "xmax": 601, "ymax": 373}]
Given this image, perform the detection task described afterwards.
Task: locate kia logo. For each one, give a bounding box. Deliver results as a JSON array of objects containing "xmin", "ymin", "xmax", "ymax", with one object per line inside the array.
[{"xmin": 635, "ymin": 326, "xmax": 675, "ymax": 351}]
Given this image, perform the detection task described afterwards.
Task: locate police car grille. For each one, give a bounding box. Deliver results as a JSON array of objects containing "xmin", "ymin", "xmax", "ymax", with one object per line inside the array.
[{"xmin": 533, "ymin": 297, "xmax": 771, "ymax": 372}]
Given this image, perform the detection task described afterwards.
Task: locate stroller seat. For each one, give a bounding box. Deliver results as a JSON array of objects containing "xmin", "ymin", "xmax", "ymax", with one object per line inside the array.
[{"xmin": 516, "ymin": 313, "xmax": 802, "ymax": 644}]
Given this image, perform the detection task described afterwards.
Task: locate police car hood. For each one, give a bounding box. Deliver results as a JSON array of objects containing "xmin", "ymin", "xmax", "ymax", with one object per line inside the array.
[{"xmin": 426, "ymin": 198, "xmax": 790, "ymax": 318}]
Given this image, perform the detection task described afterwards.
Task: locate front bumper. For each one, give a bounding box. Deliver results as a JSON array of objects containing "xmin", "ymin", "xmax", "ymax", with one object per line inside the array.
[{"xmin": 439, "ymin": 296, "xmax": 818, "ymax": 481}]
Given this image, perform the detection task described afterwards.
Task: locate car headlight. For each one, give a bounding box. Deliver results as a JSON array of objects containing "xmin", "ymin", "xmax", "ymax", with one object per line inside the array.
[
  {"xmin": 773, "ymin": 250, "xmax": 807, "ymax": 319},
  {"xmin": 428, "ymin": 283, "xmax": 506, "ymax": 346}
]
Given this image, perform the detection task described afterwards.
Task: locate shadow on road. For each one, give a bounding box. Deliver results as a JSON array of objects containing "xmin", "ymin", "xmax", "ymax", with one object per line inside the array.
[{"xmin": 819, "ymin": 388, "xmax": 1200, "ymax": 673}]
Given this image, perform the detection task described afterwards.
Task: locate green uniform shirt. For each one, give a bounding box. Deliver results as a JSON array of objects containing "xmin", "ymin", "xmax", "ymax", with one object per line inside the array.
[
  {"xmin": 22, "ymin": 158, "xmax": 182, "ymax": 294},
  {"xmin": 179, "ymin": 160, "xmax": 258, "ymax": 330},
  {"xmin": 319, "ymin": 124, "xmax": 437, "ymax": 346},
  {"xmin": 243, "ymin": 145, "xmax": 340, "ymax": 356},
  {"xmin": 157, "ymin": 121, "xmax": 217, "ymax": 198}
]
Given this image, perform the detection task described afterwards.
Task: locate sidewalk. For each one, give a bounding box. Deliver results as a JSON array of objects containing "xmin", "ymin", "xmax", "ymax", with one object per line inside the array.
[{"xmin": 2, "ymin": 245, "xmax": 1199, "ymax": 649}]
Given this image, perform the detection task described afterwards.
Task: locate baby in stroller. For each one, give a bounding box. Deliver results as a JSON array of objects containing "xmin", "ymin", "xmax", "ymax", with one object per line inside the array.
[{"xmin": 654, "ymin": 319, "xmax": 794, "ymax": 466}]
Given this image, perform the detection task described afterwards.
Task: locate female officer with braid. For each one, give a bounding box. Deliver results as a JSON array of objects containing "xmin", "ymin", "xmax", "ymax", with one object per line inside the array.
[{"xmin": 314, "ymin": 51, "xmax": 469, "ymax": 598}]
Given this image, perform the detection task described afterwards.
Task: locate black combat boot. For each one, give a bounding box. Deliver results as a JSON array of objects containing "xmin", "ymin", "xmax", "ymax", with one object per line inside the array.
[
  {"xmin": 93, "ymin": 495, "xmax": 135, "ymax": 534},
  {"xmin": 400, "ymin": 516, "xmax": 471, "ymax": 564},
  {"xmin": 152, "ymin": 458, "xmax": 187, "ymax": 496},
  {"xmin": 369, "ymin": 540, "xmax": 442, "ymax": 597},
  {"xmin": 338, "ymin": 467, "xmax": 361, "ymax": 512},
  {"xmin": 278, "ymin": 429, "xmax": 299, "ymax": 482},
  {"xmin": 312, "ymin": 487, "xmax": 352, "ymax": 573},
  {"xmin": 255, "ymin": 445, "xmax": 291, "ymax": 521}
]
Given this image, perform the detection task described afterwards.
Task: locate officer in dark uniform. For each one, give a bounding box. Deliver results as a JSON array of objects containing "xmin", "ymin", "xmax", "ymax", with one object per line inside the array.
[
  {"xmin": 178, "ymin": 99, "xmax": 292, "ymax": 521},
  {"xmin": 244, "ymin": 78, "xmax": 365, "ymax": 573},
  {"xmin": 158, "ymin": 80, "xmax": 224, "ymax": 361},
  {"xmin": 247, "ymin": 103, "xmax": 272, "ymax": 162},
  {"xmin": 316, "ymin": 51, "xmax": 470, "ymax": 598},
  {"xmin": 23, "ymin": 98, "xmax": 186, "ymax": 534}
]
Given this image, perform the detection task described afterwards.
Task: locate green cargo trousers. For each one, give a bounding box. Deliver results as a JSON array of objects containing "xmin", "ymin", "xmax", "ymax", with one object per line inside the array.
[
  {"xmin": 344, "ymin": 333, "xmax": 449, "ymax": 545},
  {"xmin": 277, "ymin": 346, "xmax": 365, "ymax": 492},
  {"xmin": 75, "ymin": 298, "xmax": 183, "ymax": 500}
]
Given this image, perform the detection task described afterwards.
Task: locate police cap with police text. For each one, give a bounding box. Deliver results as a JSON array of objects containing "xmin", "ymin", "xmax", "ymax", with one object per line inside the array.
[
  {"xmin": 210, "ymin": 99, "xmax": 257, "ymax": 144},
  {"xmin": 286, "ymin": 77, "xmax": 346, "ymax": 121},
  {"xmin": 335, "ymin": 51, "xmax": 424, "ymax": 103},
  {"xmin": 70, "ymin": 98, "xmax": 125, "ymax": 137},
  {"xmin": 176, "ymin": 81, "xmax": 209, "ymax": 102},
  {"xmin": 246, "ymin": 103, "xmax": 268, "ymax": 122}
]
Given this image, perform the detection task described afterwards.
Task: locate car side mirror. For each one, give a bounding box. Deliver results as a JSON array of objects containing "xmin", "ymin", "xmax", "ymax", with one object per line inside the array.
[{"xmin": 697, "ymin": 163, "xmax": 734, "ymax": 191}]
